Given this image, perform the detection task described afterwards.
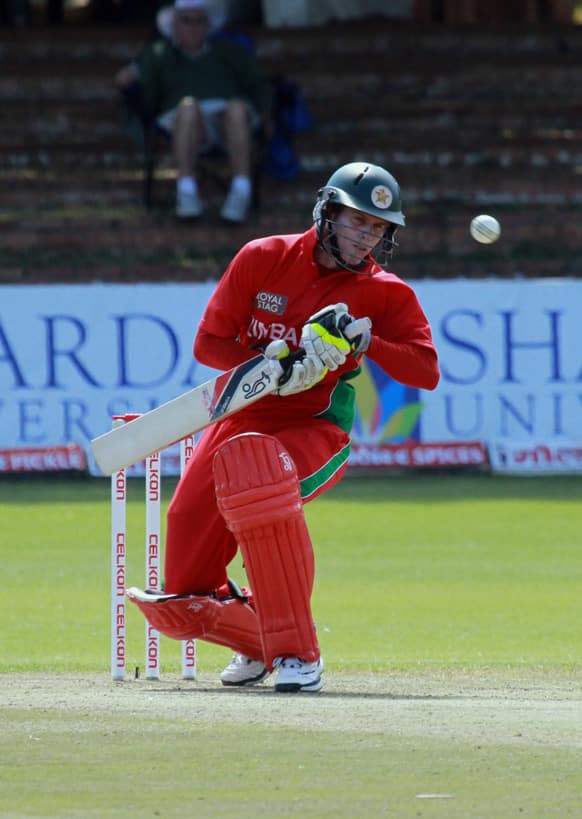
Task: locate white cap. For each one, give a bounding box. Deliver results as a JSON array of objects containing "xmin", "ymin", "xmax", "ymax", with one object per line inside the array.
[
  {"xmin": 156, "ymin": 1, "xmax": 224, "ymax": 38},
  {"xmin": 174, "ymin": 0, "xmax": 208, "ymax": 9}
]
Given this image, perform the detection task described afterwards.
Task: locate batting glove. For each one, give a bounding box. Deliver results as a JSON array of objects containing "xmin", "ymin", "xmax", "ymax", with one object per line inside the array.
[
  {"xmin": 300, "ymin": 303, "xmax": 352, "ymax": 371},
  {"xmin": 265, "ymin": 340, "xmax": 328, "ymax": 396},
  {"xmin": 342, "ymin": 315, "xmax": 372, "ymax": 355}
]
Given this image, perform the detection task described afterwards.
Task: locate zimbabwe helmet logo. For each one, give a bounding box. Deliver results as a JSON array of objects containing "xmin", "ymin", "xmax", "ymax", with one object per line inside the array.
[{"xmin": 371, "ymin": 185, "xmax": 392, "ymax": 209}]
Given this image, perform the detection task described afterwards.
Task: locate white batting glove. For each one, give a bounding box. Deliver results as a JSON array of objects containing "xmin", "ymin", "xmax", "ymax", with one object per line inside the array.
[
  {"xmin": 300, "ymin": 303, "xmax": 352, "ymax": 371},
  {"xmin": 342, "ymin": 316, "xmax": 372, "ymax": 354},
  {"xmin": 265, "ymin": 340, "xmax": 328, "ymax": 396}
]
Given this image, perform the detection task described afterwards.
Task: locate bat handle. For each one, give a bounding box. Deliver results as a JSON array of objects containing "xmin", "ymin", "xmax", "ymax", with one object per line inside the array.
[{"xmin": 276, "ymin": 348, "xmax": 306, "ymax": 387}]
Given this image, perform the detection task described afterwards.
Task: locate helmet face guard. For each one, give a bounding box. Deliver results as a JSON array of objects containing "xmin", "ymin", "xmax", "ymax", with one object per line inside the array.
[{"xmin": 313, "ymin": 162, "xmax": 405, "ymax": 272}]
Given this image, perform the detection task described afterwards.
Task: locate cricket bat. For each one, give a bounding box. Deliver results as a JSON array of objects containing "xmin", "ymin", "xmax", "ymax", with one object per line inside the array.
[{"xmin": 90, "ymin": 353, "xmax": 291, "ymax": 475}]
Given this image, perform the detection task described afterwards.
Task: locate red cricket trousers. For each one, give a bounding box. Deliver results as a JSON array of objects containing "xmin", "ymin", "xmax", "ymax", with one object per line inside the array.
[{"xmin": 163, "ymin": 408, "xmax": 350, "ymax": 595}]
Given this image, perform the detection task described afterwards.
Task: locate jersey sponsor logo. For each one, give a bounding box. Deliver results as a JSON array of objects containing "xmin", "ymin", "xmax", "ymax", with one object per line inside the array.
[
  {"xmin": 255, "ymin": 291, "xmax": 288, "ymax": 315},
  {"xmin": 247, "ymin": 317, "xmax": 299, "ymax": 347}
]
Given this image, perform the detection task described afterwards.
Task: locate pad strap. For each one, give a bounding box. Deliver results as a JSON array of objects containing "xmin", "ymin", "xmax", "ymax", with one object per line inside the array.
[{"xmin": 127, "ymin": 586, "xmax": 264, "ymax": 660}]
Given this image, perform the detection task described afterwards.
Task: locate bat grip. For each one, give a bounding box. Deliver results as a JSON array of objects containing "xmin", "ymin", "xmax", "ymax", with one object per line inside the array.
[
  {"xmin": 276, "ymin": 348, "xmax": 306, "ymax": 387},
  {"xmin": 338, "ymin": 313, "xmax": 352, "ymax": 333}
]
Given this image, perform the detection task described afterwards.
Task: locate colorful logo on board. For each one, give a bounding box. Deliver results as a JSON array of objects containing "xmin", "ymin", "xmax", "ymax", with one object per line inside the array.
[{"xmin": 352, "ymin": 358, "xmax": 422, "ymax": 444}]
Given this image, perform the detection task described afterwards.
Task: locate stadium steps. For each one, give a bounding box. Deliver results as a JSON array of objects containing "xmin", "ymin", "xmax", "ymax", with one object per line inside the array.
[{"xmin": 2, "ymin": 18, "xmax": 582, "ymax": 281}]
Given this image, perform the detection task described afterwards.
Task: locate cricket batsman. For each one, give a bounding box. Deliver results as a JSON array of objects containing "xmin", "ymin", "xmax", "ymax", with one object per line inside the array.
[{"xmin": 128, "ymin": 161, "xmax": 440, "ymax": 692}]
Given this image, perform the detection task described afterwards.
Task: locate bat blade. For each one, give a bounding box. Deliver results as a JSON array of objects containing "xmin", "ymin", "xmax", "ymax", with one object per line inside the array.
[{"xmin": 90, "ymin": 355, "xmax": 282, "ymax": 475}]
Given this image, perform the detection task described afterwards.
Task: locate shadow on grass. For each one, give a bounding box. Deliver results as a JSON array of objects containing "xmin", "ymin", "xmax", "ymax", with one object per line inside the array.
[{"xmin": 145, "ymin": 685, "xmax": 464, "ymax": 702}]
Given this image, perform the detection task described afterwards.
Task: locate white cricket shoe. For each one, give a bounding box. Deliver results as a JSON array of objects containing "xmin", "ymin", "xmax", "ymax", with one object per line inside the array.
[
  {"xmin": 176, "ymin": 189, "xmax": 204, "ymax": 219},
  {"xmin": 274, "ymin": 656, "xmax": 324, "ymax": 693},
  {"xmin": 220, "ymin": 187, "xmax": 251, "ymax": 223},
  {"xmin": 220, "ymin": 653, "xmax": 269, "ymax": 687}
]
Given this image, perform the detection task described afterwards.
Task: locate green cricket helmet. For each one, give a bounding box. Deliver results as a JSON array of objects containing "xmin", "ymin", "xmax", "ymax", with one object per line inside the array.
[{"xmin": 313, "ymin": 161, "xmax": 405, "ymax": 270}]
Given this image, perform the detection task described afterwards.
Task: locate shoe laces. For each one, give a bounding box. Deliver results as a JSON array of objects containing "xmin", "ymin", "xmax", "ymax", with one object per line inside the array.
[
  {"xmin": 279, "ymin": 656, "xmax": 302, "ymax": 669},
  {"xmin": 231, "ymin": 653, "xmax": 254, "ymax": 667}
]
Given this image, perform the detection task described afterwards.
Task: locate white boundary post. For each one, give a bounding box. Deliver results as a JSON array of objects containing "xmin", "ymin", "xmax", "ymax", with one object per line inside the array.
[
  {"xmin": 180, "ymin": 435, "xmax": 197, "ymax": 680},
  {"xmin": 110, "ymin": 418, "xmax": 126, "ymax": 681},
  {"xmin": 145, "ymin": 450, "xmax": 161, "ymax": 680}
]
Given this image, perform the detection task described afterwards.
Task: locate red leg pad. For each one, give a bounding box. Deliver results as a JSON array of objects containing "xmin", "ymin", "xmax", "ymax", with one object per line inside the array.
[
  {"xmin": 213, "ymin": 433, "xmax": 319, "ymax": 671},
  {"xmin": 126, "ymin": 587, "xmax": 264, "ymax": 660}
]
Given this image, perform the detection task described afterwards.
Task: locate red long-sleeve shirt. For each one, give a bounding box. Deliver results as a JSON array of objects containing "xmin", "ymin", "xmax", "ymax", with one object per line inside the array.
[{"xmin": 196, "ymin": 226, "xmax": 439, "ymax": 428}]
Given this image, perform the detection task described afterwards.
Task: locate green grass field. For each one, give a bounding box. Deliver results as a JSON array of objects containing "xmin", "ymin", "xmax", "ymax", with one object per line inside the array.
[
  {"xmin": 3, "ymin": 473, "xmax": 581, "ymax": 674},
  {"xmin": 1, "ymin": 473, "xmax": 581, "ymax": 817}
]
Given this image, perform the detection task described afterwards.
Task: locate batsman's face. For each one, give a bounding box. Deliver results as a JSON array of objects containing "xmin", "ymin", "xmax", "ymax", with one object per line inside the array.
[{"xmin": 332, "ymin": 207, "xmax": 387, "ymax": 266}]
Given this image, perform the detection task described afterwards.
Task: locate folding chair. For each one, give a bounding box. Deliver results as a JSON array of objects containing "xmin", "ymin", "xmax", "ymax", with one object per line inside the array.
[{"xmin": 118, "ymin": 24, "xmax": 269, "ymax": 213}]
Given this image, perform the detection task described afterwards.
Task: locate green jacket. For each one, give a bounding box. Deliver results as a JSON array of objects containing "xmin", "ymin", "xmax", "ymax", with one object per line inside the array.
[{"xmin": 134, "ymin": 36, "xmax": 273, "ymax": 119}]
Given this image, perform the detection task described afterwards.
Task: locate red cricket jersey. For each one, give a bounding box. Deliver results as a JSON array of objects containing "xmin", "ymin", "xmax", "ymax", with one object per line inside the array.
[{"xmin": 197, "ymin": 226, "xmax": 439, "ymax": 431}]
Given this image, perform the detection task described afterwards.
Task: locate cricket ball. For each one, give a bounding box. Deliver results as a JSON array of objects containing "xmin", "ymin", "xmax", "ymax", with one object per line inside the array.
[{"xmin": 470, "ymin": 214, "xmax": 501, "ymax": 244}]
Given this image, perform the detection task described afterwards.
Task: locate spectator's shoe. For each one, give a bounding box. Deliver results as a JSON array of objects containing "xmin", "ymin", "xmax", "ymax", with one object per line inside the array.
[
  {"xmin": 274, "ymin": 656, "xmax": 324, "ymax": 693},
  {"xmin": 220, "ymin": 188, "xmax": 252, "ymax": 223},
  {"xmin": 176, "ymin": 189, "xmax": 204, "ymax": 219},
  {"xmin": 220, "ymin": 653, "xmax": 270, "ymax": 687}
]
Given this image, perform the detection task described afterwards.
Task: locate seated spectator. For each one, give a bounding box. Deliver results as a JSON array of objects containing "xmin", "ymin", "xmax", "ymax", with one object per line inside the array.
[{"xmin": 115, "ymin": 0, "xmax": 273, "ymax": 222}]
